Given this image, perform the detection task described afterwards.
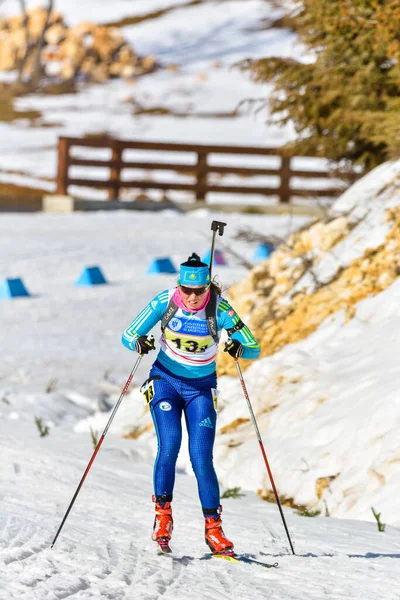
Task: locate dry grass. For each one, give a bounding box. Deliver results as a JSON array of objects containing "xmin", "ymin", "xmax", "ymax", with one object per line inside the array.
[
  {"xmin": 122, "ymin": 422, "xmax": 154, "ymax": 439},
  {"xmin": 219, "ymin": 417, "xmax": 250, "ymax": 434},
  {"xmin": 0, "ymin": 84, "xmax": 42, "ymax": 123},
  {"xmin": 104, "ymin": 0, "xmax": 206, "ymax": 28},
  {"xmin": 127, "ymin": 99, "xmax": 239, "ymax": 119},
  {"xmin": 0, "ymin": 182, "xmax": 48, "ymax": 211}
]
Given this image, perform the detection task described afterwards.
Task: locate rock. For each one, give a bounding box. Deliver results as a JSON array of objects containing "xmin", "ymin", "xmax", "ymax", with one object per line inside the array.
[
  {"xmin": 292, "ymin": 216, "xmax": 349, "ymax": 254},
  {"xmin": 7, "ymin": 15, "xmax": 23, "ymax": 30},
  {"xmin": 0, "ymin": 9, "xmax": 158, "ymax": 85},
  {"xmin": 58, "ymin": 38, "xmax": 86, "ymax": 64},
  {"xmin": 60, "ymin": 63, "xmax": 76, "ymax": 80},
  {"xmin": 70, "ymin": 22, "xmax": 96, "ymax": 38},
  {"xmin": 91, "ymin": 63, "xmax": 109, "ymax": 83},
  {"xmin": 80, "ymin": 55, "xmax": 96, "ymax": 75},
  {"xmin": 141, "ymin": 55, "xmax": 156, "ymax": 71},
  {"xmin": 42, "ymin": 45, "xmax": 63, "ymax": 62},
  {"xmin": 108, "ymin": 62, "xmax": 122, "ymax": 77},
  {"xmin": 120, "ymin": 64, "xmax": 135, "ymax": 79},
  {"xmin": 0, "ymin": 40, "xmax": 17, "ymax": 70},
  {"xmin": 7, "ymin": 29, "xmax": 27, "ymax": 58},
  {"xmin": 45, "ymin": 23, "xmax": 66, "ymax": 46},
  {"xmin": 118, "ymin": 45, "xmax": 137, "ymax": 65},
  {"xmin": 92, "ymin": 26, "xmax": 123, "ymax": 62}
]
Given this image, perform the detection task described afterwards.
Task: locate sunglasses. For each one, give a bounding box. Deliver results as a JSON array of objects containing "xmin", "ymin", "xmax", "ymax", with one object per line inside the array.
[{"xmin": 179, "ymin": 284, "xmax": 209, "ymax": 296}]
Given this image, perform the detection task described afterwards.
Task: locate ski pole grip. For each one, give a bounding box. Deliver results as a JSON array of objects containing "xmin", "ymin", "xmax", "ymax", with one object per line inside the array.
[
  {"xmin": 147, "ymin": 334, "xmax": 155, "ymax": 351},
  {"xmin": 138, "ymin": 334, "xmax": 155, "ymax": 356}
]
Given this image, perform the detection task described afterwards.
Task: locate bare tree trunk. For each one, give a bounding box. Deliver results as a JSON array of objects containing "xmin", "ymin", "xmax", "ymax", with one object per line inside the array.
[
  {"xmin": 31, "ymin": 0, "xmax": 54, "ymax": 88},
  {"xmin": 17, "ymin": 0, "xmax": 30, "ymax": 84}
]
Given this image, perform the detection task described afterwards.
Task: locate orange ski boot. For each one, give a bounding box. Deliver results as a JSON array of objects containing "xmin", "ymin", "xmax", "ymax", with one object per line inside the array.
[
  {"xmin": 205, "ymin": 513, "xmax": 234, "ymax": 555},
  {"xmin": 152, "ymin": 501, "xmax": 173, "ymax": 550}
]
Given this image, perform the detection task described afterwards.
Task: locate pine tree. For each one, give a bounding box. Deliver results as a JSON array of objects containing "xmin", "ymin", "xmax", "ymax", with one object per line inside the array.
[{"xmin": 245, "ymin": 0, "xmax": 400, "ymax": 171}]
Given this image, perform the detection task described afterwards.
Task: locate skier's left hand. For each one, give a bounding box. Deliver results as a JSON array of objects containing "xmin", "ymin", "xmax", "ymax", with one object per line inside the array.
[{"xmin": 224, "ymin": 338, "xmax": 244, "ymax": 358}]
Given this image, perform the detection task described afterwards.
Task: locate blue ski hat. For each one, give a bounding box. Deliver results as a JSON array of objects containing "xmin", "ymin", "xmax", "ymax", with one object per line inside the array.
[{"xmin": 179, "ymin": 253, "xmax": 210, "ymax": 286}]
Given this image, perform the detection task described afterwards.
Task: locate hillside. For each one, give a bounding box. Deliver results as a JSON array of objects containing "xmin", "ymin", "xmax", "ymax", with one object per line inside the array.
[
  {"xmin": 215, "ymin": 160, "xmax": 400, "ymax": 525},
  {"xmin": 219, "ymin": 161, "xmax": 400, "ymax": 371}
]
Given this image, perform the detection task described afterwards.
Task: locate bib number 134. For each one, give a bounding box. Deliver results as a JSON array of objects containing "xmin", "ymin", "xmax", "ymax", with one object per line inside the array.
[{"xmin": 171, "ymin": 338, "xmax": 209, "ymax": 353}]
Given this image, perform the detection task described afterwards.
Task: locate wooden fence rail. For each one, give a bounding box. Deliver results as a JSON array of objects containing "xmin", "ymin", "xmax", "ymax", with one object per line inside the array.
[{"xmin": 56, "ymin": 136, "xmax": 358, "ymax": 204}]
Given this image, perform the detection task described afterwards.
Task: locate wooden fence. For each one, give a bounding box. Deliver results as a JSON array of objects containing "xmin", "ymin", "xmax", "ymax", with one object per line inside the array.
[{"xmin": 56, "ymin": 136, "xmax": 357, "ymax": 204}]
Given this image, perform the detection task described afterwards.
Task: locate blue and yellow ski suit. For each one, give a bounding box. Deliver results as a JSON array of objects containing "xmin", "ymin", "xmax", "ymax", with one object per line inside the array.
[{"xmin": 122, "ymin": 287, "xmax": 260, "ymax": 513}]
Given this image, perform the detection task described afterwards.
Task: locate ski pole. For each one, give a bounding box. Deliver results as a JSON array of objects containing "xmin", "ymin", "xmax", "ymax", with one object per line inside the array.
[
  {"xmin": 51, "ymin": 351, "xmax": 146, "ymax": 548},
  {"xmin": 209, "ymin": 220, "xmax": 226, "ymax": 280},
  {"xmin": 234, "ymin": 358, "xmax": 296, "ymax": 555}
]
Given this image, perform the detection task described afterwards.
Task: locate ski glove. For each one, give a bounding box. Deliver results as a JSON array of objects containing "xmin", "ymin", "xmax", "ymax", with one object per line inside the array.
[
  {"xmin": 224, "ymin": 339, "xmax": 244, "ymax": 358},
  {"xmin": 135, "ymin": 335, "xmax": 155, "ymax": 355}
]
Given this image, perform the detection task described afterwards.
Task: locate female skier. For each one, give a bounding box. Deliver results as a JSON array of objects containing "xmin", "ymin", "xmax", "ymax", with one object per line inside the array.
[{"xmin": 122, "ymin": 253, "xmax": 260, "ymax": 554}]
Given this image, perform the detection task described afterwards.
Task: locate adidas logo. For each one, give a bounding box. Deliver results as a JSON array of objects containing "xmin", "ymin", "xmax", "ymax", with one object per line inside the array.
[{"xmin": 199, "ymin": 416, "xmax": 214, "ymax": 428}]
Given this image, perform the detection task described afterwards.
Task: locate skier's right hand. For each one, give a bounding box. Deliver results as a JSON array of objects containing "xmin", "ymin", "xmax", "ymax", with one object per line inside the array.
[{"xmin": 135, "ymin": 335, "xmax": 155, "ymax": 355}]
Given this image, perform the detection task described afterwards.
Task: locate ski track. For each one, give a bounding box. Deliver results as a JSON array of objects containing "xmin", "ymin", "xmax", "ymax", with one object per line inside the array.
[
  {"xmin": 1, "ymin": 512, "xmax": 400, "ymax": 599},
  {"xmin": 1, "ymin": 442, "xmax": 399, "ymax": 599},
  {"xmin": 0, "ymin": 514, "xmax": 275, "ymax": 600}
]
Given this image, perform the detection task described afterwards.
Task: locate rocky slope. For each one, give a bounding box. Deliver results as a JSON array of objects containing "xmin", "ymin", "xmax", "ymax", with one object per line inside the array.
[{"xmin": 217, "ymin": 160, "xmax": 400, "ymax": 376}]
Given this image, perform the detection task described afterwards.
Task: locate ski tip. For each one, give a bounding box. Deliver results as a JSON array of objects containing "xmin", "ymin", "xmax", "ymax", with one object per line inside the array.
[
  {"xmin": 156, "ymin": 538, "xmax": 172, "ymax": 554},
  {"xmin": 210, "ymin": 553, "xmax": 279, "ymax": 568},
  {"xmin": 211, "ymin": 553, "xmax": 239, "ymax": 564},
  {"xmin": 157, "ymin": 546, "xmax": 172, "ymax": 554}
]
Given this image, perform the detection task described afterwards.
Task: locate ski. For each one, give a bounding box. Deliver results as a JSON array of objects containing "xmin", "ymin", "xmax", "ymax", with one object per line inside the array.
[
  {"xmin": 156, "ymin": 545, "xmax": 278, "ymax": 568},
  {"xmin": 202, "ymin": 552, "xmax": 278, "ymax": 569}
]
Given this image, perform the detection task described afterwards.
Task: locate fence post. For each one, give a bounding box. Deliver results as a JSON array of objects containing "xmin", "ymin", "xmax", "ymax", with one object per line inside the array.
[
  {"xmin": 109, "ymin": 139, "xmax": 123, "ymax": 201},
  {"xmin": 195, "ymin": 151, "xmax": 208, "ymax": 202},
  {"xmin": 56, "ymin": 137, "xmax": 69, "ymax": 195},
  {"xmin": 279, "ymin": 155, "xmax": 291, "ymax": 203}
]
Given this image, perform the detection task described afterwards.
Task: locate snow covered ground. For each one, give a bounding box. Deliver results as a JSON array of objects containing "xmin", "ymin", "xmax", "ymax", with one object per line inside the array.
[
  {"xmin": 1, "ymin": 204, "xmax": 400, "ymax": 598},
  {"xmin": 0, "ymin": 210, "xmax": 307, "ymax": 392},
  {"xmin": 1, "ymin": 2, "xmax": 399, "ymax": 596},
  {"xmin": 2, "ymin": 416, "xmax": 400, "ymax": 600}
]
